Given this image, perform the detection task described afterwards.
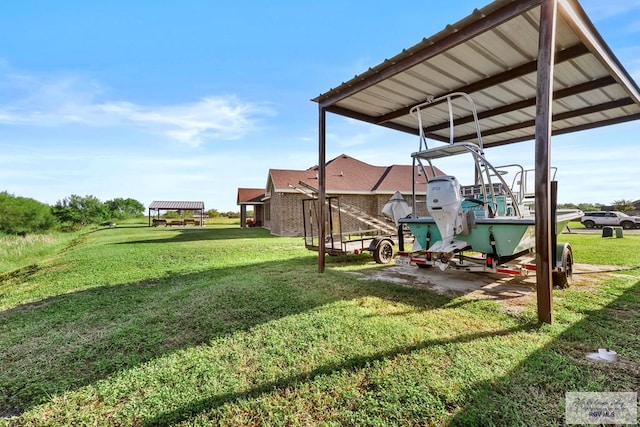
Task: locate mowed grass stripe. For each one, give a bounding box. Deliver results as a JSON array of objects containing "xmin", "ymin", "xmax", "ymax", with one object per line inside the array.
[{"xmin": 1, "ymin": 223, "xmax": 638, "ymax": 425}]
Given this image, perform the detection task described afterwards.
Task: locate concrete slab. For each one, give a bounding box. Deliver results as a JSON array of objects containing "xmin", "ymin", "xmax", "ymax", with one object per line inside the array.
[{"xmin": 354, "ymin": 263, "xmax": 628, "ymax": 314}]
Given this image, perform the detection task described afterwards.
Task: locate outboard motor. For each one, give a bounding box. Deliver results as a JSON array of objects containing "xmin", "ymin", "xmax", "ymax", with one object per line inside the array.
[{"xmin": 426, "ymin": 176, "xmax": 468, "ymax": 265}]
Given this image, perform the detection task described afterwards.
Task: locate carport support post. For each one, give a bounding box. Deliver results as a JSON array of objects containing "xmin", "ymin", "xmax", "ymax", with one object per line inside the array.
[
  {"xmin": 318, "ymin": 106, "xmax": 327, "ymax": 273},
  {"xmin": 534, "ymin": 0, "xmax": 557, "ymax": 324},
  {"xmin": 240, "ymin": 206, "xmax": 247, "ymax": 229}
]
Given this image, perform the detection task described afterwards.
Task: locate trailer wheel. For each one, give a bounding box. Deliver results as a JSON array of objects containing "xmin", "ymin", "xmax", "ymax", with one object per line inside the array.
[
  {"xmin": 373, "ymin": 240, "xmax": 394, "ymax": 264},
  {"xmin": 552, "ymin": 244, "xmax": 573, "ymax": 289}
]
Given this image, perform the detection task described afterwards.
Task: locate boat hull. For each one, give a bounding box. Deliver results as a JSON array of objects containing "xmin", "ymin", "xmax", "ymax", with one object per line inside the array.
[
  {"xmin": 400, "ymin": 209, "xmax": 582, "ymax": 256},
  {"xmin": 401, "ymin": 217, "xmax": 534, "ymax": 256}
]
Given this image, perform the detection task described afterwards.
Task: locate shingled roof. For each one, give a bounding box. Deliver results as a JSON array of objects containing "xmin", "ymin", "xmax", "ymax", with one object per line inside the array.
[
  {"xmin": 237, "ymin": 188, "xmax": 266, "ymax": 205},
  {"xmin": 268, "ymin": 154, "xmax": 442, "ymax": 194}
]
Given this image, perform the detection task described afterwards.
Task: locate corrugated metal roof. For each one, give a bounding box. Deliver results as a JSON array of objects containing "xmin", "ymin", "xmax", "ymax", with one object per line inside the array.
[
  {"xmin": 313, "ymin": 0, "xmax": 640, "ymax": 148},
  {"xmin": 149, "ymin": 201, "xmax": 205, "ymax": 210}
]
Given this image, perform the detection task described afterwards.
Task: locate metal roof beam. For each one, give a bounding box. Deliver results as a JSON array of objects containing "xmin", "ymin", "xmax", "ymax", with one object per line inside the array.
[
  {"xmin": 456, "ymin": 98, "xmax": 635, "ymax": 141},
  {"xmin": 479, "ymin": 111, "xmax": 640, "ymax": 147},
  {"xmin": 325, "ymin": 73, "xmax": 633, "ymax": 150},
  {"xmin": 377, "ymin": 43, "xmax": 590, "ymax": 125},
  {"xmin": 550, "ymin": 112, "xmax": 640, "ymax": 136},
  {"xmin": 423, "ymin": 75, "xmax": 616, "ymax": 132},
  {"xmin": 324, "ymin": 105, "xmax": 378, "ymax": 125},
  {"xmin": 324, "ymin": 104, "xmax": 450, "ymax": 141}
]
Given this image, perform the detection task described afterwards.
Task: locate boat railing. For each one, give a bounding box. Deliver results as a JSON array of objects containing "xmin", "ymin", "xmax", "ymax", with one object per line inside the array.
[
  {"xmin": 461, "ymin": 183, "xmax": 506, "ymax": 197},
  {"xmin": 409, "ymin": 92, "xmax": 484, "ymax": 152},
  {"xmin": 411, "ymin": 141, "xmax": 483, "ymax": 161},
  {"xmin": 491, "ymin": 165, "xmax": 558, "ymax": 207},
  {"xmin": 408, "ymin": 92, "xmax": 526, "ymax": 219}
]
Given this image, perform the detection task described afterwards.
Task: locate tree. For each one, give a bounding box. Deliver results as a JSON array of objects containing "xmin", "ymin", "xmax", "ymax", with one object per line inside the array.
[
  {"xmin": 0, "ymin": 191, "xmax": 58, "ymax": 235},
  {"xmin": 576, "ymin": 203, "xmax": 602, "ymax": 212},
  {"xmin": 105, "ymin": 198, "xmax": 145, "ymax": 220},
  {"xmin": 558, "ymin": 203, "xmax": 579, "ymax": 210},
  {"xmin": 162, "ymin": 211, "xmax": 180, "ymax": 219},
  {"xmin": 612, "ymin": 199, "xmax": 635, "ymax": 213},
  {"xmin": 52, "ymin": 194, "xmax": 107, "ymax": 227}
]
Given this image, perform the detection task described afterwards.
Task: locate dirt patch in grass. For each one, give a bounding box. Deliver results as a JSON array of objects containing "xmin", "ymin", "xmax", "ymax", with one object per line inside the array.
[
  {"xmin": 355, "ymin": 263, "xmax": 629, "ymax": 314},
  {"xmin": 0, "ymin": 263, "xmax": 40, "ymax": 284}
]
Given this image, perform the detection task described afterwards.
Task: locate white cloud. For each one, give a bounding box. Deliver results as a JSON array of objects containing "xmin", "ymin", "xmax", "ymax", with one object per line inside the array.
[
  {"xmin": 0, "ymin": 72, "xmax": 274, "ymax": 147},
  {"xmin": 581, "ymin": 0, "xmax": 640, "ymax": 22},
  {"xmin": 95, "ymin": 97, "xmax": 273, "ymax": 146}
]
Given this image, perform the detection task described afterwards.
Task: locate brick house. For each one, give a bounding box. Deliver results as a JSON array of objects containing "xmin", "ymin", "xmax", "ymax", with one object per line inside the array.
[{"xmin": 237, "ymin": 154, "xmax": 443, "ymax": 236}]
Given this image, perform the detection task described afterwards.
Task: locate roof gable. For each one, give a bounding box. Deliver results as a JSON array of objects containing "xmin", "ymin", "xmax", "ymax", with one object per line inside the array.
[
  {"xmin": 237, "ymin": 188, "xmax": 265, "ymax": 205},
  {"xmin": 268, "ymin": 154, "xmax": 440, "ymax": 194},
  {"xmin": 375, "ymin": 164, "xmax": 443, "ymax": 191}
]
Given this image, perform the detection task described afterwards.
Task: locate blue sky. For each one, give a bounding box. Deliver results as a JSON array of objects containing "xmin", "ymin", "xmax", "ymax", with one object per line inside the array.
[{"xmin": 1, "ymin": 1, "xmax": 639, "ymax": 212}]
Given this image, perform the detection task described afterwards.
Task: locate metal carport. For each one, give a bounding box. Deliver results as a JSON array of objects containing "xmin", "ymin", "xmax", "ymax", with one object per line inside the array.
[
  {"xmin": 313, "ymin": 0, "xmax": 640, "ymax": 323},
  {"xmin": 148, "ymin": 201, "xmax": 205, "ymax": 226}
]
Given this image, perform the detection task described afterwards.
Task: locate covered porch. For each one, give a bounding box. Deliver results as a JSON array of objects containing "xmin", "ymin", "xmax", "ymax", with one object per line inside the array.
[{"xmin": 237, "ymin": 188, "xmax": 266, "ymax": 228}]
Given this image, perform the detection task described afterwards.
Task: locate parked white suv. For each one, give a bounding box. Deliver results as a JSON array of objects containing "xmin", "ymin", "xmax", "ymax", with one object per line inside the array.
[{"xmin": 580, "ymin": 211, "xmax": 640, "ymax": 229}]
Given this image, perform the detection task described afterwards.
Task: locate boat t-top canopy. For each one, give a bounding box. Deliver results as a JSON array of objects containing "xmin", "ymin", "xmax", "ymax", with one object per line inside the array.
[{"xmin": 312, "ymin": 0, "xmax": 640, "ymax": 323}]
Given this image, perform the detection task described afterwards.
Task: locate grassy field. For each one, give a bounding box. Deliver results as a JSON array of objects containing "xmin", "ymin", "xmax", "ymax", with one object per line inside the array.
[{"xmin": 1, "ymin": 222, "xmax": 638, "ymax": 426}]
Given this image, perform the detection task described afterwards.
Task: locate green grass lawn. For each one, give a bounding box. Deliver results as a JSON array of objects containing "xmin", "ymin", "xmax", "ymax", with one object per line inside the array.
[{"xmin": 1, "ymin": 224, "xmax": 638, "ymax": 426}]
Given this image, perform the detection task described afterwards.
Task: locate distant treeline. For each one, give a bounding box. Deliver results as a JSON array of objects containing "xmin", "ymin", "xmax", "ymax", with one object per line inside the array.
[
  {"xmin": 0, "ymin": 191, "xmax": 245, "ymax": 235},
  {"xmin": 558, "ymin": 200, "xmax": 637, "ymax": 213},
  {"xmin": 2, "ymin": 189, "xmax": 635, "ymax": 236},
  {"xmin": 0, "ymin": 192, "xmax": 145, "ymax": 235}
]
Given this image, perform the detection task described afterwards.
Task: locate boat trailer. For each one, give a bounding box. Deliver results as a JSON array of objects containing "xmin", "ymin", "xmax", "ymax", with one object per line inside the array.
[{"xmin": 302, "ymin": 196, "xmax": 400, "ymax": 264}]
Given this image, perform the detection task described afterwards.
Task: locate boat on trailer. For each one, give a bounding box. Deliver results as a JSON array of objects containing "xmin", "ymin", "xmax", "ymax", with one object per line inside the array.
[{"xmin": 393, "ymin": 92, "xmax": 583, "ymax": 288}]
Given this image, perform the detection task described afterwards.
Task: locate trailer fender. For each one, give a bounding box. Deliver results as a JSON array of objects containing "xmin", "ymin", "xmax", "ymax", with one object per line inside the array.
[
  {"xmin": 552, "ymin": 242, "xmax": 573, "ymax": 289},
  {"xmin": 368, "ymin": 237, "xmax": 393, "ymax": 251},
  {"xmin": 369, "ymin": 237, "xmax": 395, "ymax": 264}
]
